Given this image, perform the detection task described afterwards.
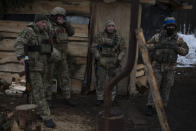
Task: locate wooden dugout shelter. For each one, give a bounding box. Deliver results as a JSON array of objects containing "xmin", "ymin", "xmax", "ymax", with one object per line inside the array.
[
  {"xmin": 0, "ymin": 0, "xmax": 192, "ymax": 94},
  {"xmin": 0, "ymin": 0, "xmax": 192, "ymax": 130}
]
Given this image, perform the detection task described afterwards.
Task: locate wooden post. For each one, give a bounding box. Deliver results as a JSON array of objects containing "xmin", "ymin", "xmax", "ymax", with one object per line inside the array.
[
  {"xmin": 129, "ymin": 3, "xmax": 142, "ymax": 95},
  {"xmin": 136, "ymin": 28, "xmax": 170, "ymax": 131},
  {"xmin": 14, "ymin": 104, "xmax": 39, "ymax": 130}
]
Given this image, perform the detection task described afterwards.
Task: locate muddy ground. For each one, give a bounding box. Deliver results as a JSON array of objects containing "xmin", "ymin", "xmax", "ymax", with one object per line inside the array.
[{"xmin": 0, "ymin": 67, "xmax": 196, "ymax": 131}]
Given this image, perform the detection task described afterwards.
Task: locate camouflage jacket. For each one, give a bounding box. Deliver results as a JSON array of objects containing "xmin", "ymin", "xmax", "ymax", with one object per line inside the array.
[
  {"xmin": 48, "ymin": 19, "xmax": 74, "ymax": 51},
  {"xmin": 15, "ymin": 23, "xmax": 51, "ymax": 60},
  {"xmin": 147, "ymin": 32, "xmax": 189, "ymax": 70},
  {"xmin": 15, "ymin": 23, "xmax": 52, "ymax": 71},
  {"xmin": 92, "ymin": 30, "xmax": 126, "ymax": 68}
]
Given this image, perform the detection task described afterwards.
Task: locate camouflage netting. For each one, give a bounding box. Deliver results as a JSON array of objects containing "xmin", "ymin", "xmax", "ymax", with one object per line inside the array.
[{"xmin": 0, "ymin": 0, "xmax": 33, "ymax": 17}]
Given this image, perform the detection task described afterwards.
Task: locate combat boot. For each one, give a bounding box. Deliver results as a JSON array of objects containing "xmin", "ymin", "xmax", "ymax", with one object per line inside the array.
[{"xmin": 44, "ymin": 119, "xmax": 56, "ymax": 128}]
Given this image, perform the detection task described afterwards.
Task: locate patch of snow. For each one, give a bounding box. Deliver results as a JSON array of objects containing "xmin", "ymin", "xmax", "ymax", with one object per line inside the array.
[{"xmin": 177, "ymin": 33, "xmax": 196, "ymax": 67}]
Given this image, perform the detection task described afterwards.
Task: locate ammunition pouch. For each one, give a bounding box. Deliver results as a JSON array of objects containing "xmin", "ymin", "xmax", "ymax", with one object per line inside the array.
[
  {"xmin": 28, "ymin": 44, "xmax": 53, "ymax": 55},
  {"xmin": 152, "ymin": 49, "xmax": 177, "ymax": 63}
]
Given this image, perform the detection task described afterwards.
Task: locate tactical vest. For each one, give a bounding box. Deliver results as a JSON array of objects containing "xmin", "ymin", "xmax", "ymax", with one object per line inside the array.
[
  {"xmin": 98, "ymin": 34, "xmax": 120, "ymax": 58},
  {"xmin": 27, "ymin": 24, "xmax": 52, "ymax": 54},
  {"xmin": 152, "ymin": 35, "xmax": 178, "ymax": 63},
  {"xmin": 52, "ymin": 23, "xmax": 69, "ymax": 52}
]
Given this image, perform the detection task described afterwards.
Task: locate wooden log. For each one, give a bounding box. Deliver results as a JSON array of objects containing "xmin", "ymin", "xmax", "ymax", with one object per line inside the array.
[
  {"xmin": 0, "ymin": 20, "xmax": 88, "ymax": 37},
  {"xmin": 136, "ymin": 75, "xmax": 147, "ymax": 88},
  {"xmin": 136, "ymin": 28, "xmax": 170, "ymax": 131},
  {"xmin": 15, "ymin": 104, "xmax": 37, "ymax": 130},
  {"xmin": 136, "ymin": 69, "xmax": 145, "ymax": 78},
  {"xmin": 0, "ymin": 52, "xmax": 16, "ymax": 60},
  {"xmin": 0, "ymin": 72, "xmax": 24, "ymax": 84},
  {"xmin": 129, "ymin": 3, "xmax": 142, "ymax": 96},
  {"xmin": 0, "ymin": 56, "xmax": 18, "ymax": 64},
  {"xmin": 0, "ymin": 39, "xmax": 15, "ymax": 51},
  {"xmin": 0, "ymin": 32, "xmax": 88, "ymax": 41},
  {"xmin": 0, "ymin": 41, "xmax": 88, "ymax": 57},
  {"xmin": 136, "ymin": 64, "xmax": 145, "ymax": 71},
  {"xmin": 0, "ymin": 63, "xmax": 23, "ymax": 73},
  {"xmin": 7, "ymin": 0, "xmax": 90, "ymax": 14}
]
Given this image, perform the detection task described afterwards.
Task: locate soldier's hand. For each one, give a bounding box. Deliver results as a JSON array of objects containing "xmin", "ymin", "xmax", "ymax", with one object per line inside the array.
[{"xmin": 19, "ymin": 58, "xmax": 25, "ymax": 65}]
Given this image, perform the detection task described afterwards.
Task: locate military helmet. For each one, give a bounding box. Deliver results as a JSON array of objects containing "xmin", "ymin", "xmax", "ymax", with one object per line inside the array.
[
  {"xmin": 163, "ymin": 17, "xmax": 177, "ymax": 28},
  {"xmin": 51, "ymin": 7, "xmax": 66, "ymax": 16},
  {"xmin": 34, "ymin": 14, "xmax": 48, "ymax": 23}
]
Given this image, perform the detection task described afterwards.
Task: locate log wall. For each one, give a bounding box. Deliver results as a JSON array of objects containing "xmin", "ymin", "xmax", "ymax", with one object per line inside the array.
[{"xmin": 0, "ymin": 0, "xmax": 90, "ymax": 94}]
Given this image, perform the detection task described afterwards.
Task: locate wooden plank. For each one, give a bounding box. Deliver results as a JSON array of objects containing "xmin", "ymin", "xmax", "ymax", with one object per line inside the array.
[
  {"xmin": 0, "ymin": 20, "xmax": 88, "ymax": 37},
  {"xmin": 68, "ymin": 42, "xmax": 88, "ymax": 57},
  {"xmin": 136, "ymin": 70, "xmax": 145, "ymax": 78},
  {"xmin": 0, "ymin": 32, "xmax": 18, "ymax": 39},
  {"xmin": 0, "ymin": 63, "xmax": 23, "ymax": 73},
  {"xmin": 71, "ymin": 79, "xmax": 82, "ymax": 94},
  {"xmin": 0, "ymin": 72, "xmax": 24, "ymax": 84},
  {"xmin": 136, "ymin": 64, "xmax": 145, "ymax": 71},
  {"xmin": 0, "ymin": 52, "xmax": 86, "ymax": 67},
  {"xmin": 7, "ymin": 0, "xmax": 90, "ymax": 14},
  {"xmin": 0, "ymin": 56, "xmax": 18, "ymax": 64},
  {"xmin": 0, "ymin": 39, "xmax": 88, "ymax": 57},
  {"xmin": 0, "ymin": 39, "xmax": 15, "ymax": 51},
  {"xmin": 0, "ymin": 32, "xmax": 88, "ymax": 41},
  {"xmin": 0, "ymin": 52, "xmax": 16, "ymax": 59}
]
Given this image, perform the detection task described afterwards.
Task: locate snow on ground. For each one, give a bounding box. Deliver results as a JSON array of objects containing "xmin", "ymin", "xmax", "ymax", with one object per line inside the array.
[{"xmin": 177, "ymin": 33, "xmax": 196, "ymax": 67}]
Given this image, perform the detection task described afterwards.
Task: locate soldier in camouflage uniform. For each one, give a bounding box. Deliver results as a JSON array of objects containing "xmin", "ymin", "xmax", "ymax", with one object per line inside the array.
[
  {"xmin": 92, "ymin": 20, "xmax": 126, "ymax": 106},
  {"xmin": 15, "ymin": 14, "xmax": 56, "ymax": 128},
  {"xmin": 146, "ymin": 17, "xmax": 189, "ymax": 116},
  {"xmin": 46, "ymin": 7, "xmax": 75, "ymax": 106}
]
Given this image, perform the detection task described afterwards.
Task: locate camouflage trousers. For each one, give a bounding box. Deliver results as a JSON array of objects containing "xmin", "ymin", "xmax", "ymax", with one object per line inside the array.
[
  {"xmin": 96, "ymin": 66, "xmax": 118, "ymax": 101},
  {"xmin": 147, "ymin": 68, "xmax": 175, "ymax": 107},
  {"xmin": 30, "ymin": 71, "xmax": 51, "ymax": 121},
  {"xmin": 45, "ymin": 48, "xmax": 71, "ymax": 100}
]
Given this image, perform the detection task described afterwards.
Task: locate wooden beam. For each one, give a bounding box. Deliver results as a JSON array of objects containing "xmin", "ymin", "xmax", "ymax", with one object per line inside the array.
[
  {"xmin": 140, "ymin": 0, "xmax": 156, "ymax": 5},
  {"xmin": 136, "ymin": 28, "xmax": 170, "ymax": 131},
  {"xmin": 104, "ymin": 0, "xmax": 116, "ymax": 3},
  {"xmin": 0, "ymin": 20, "xmax": 88, "ymax": 37},
  {"xmin": 7, "ymin": 0, "xmax": 90, "ymax": 14},
  {"xmin": 159, "ymin": 0, "xmax": 192, "ymax": 10},
  {"xmin": 0, "ymin": 39, "xmax": 88, "ymax": 57}
]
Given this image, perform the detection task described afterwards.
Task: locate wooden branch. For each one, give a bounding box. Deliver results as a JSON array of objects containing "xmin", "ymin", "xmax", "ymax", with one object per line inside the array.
[{"xmin": 136, "ymin": 28, "xmax": 170, "ymax": 131}]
